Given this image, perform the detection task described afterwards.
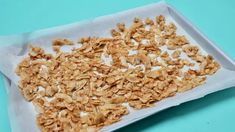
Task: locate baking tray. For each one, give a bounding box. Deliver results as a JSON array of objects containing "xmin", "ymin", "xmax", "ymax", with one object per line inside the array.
[{"xmin": 0, "ymin": 1, "xmax": 235, "ymax": 132}]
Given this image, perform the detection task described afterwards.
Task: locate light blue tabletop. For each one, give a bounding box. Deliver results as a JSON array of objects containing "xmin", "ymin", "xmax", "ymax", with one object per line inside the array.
[{"xmin": 0, "ymin": 0, "xmax": 235, "ymax": 132}]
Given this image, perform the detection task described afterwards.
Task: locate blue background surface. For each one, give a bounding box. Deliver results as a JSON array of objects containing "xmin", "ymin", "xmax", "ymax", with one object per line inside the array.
[{"xmin": 0, "ymin": 0, "xmax": 235, "ymax": 131}]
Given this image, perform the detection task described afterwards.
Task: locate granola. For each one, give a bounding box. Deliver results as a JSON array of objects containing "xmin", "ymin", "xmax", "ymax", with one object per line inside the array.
[{"xmin": 15, "ymin": 15, "xmax": 220, "ymax": 132}]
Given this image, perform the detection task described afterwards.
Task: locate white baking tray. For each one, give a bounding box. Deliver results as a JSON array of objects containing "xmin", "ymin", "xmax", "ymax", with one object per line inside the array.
[{"xmin": 0, "ymin": 1, "xmax": 235, "ymax": 132}]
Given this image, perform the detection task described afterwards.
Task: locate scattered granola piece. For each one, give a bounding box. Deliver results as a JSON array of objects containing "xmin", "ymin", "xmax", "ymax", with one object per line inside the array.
[
  {"xmin": 52, "ymin": 39, "xmax": 73, "ymax": 52},
  {"xmin": 171, "ymin": 50, "xmax": 181, "ymax": 58},
  {"xmin": 117, "ymin": 23, "xmax": 125, "ymax": 32},
  {"xmin": 182, "ymin": 45, "xmax": 199, "ymax": 57}
]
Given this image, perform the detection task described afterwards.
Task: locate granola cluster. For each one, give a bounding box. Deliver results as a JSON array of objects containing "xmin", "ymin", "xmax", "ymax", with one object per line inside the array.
[{"xmin": 15, "ymin": 15, "xmax": 220, "ymax": 132}]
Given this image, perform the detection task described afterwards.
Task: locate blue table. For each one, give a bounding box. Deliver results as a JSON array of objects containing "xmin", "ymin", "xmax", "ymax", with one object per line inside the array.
[{"xmin": 1, "ymin": 0, "xmax": 235, "ymax": 131}]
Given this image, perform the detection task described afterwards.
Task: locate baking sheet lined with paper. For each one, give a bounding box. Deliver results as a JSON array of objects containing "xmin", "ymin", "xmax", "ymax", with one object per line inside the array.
[{"xmin": 0, "ymin": 1, "xmax": 235, "ymax": 132}]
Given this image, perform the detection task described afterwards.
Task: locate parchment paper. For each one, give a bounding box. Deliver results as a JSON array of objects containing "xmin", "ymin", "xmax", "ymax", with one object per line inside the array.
[{"xmin": 0, "ymin": 2, "xmax": 235, "ymax": 132}]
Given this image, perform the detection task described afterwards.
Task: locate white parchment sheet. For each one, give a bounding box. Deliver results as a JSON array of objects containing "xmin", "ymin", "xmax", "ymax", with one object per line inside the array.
[{"xmin": 0, "ymin": 2, "xmax": 235, "ymax": 132}]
